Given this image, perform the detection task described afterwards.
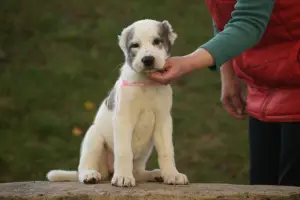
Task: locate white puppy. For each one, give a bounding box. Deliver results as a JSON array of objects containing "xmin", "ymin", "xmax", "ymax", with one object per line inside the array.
[{"xmin": 46, "ymin": 19, "xmax": 189, "ymax": 187}]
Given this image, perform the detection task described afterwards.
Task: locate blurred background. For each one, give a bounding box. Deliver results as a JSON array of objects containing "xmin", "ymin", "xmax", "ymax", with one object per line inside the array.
[{"xmin": 0, "ymin": 0, "xmax": 249, "ymax": 184}]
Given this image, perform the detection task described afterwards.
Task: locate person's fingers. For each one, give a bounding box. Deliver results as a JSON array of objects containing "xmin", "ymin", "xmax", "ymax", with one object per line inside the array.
[
  {"xmin": 222, "ymin": 96, "xmax": 244, "ymax": 119},
  {"xmin": 148, "ymin": 66, "xmax": 175, "ymax": 84},
  {"xmin": 148, "ymin": 72, "xmax": 170, "ymax": 84},
  {"xmin": 231, "ymin": 95, "xmax": 247, "ymax": 119},
  {"xmin": 241, "ymin": 94, "xmax": 246, "ymax": 104},
  {"xmin": 237, "ymin": 92, "xmax": 247, "ymax": 115},
  {"xmin": 148, "ymin": 71, "xmax": 164, "ymax": 79},
  {"xmin": 222, "ymin": 97, "xmax": 238, "ymax": 118},
  {"xmin": 231, "ymin": 95, "xmax": 245, "ymax": 117}
]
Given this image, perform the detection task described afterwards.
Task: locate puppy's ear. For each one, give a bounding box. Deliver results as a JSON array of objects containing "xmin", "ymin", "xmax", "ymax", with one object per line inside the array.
[
  {"xmin": 118, "ymin": 26, "xmax": 133, "ymax": 53},
  {"xmin": 161, "ymin": 20, "xmax": 177, "ymax": 45},
  {"xmin": 118, "ymin": 31, "xmax": 126, "ymax": 52}
]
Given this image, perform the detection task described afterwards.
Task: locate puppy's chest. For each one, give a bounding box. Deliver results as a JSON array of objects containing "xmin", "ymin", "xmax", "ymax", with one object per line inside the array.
[
  {"xmin": 127, "ymin": 86, "xmax": 171, "ymax": 158},
  {"xmin": 131, "ymin": 109, "xmax": 156, "ymax": 158},
  {"xmin": 130, "ymin": 88, "xmax": 161, "ymax": 156},
  {"xmin": 133, "ymin": 87, "xmax": 168, "ymax": 109}
]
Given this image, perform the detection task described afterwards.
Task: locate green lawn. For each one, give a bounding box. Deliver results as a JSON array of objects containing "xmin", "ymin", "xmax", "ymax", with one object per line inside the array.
[{"xmin": 0, "ymin": 0, "xmax": 249, "ymax": 184}]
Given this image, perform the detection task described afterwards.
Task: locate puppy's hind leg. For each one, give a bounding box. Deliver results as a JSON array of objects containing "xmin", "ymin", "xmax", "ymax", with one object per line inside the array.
[
  {"xmin": 134, "ymin": 166, "xmax": 163, "ymax": 183},
  {"xmin": 133, "ymin": 148, "xmax": 163, "ymax": 183},
  {"xmin": 78, "ymin": 124, "xmax": 109, "ymax": 184}
]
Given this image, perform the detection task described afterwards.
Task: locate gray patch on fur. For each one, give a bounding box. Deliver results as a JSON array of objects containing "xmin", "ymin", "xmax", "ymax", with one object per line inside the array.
[
  {"xmin": 105, "ymin": 87, "xmax": 116, "ymax": 110},
  {"xmin": 125, "ymin": 27, "xmax": 135, "ymax": 67},
  {"xmin": 158, "ymin": 23, "xmax": 172, "ymax": 55}
]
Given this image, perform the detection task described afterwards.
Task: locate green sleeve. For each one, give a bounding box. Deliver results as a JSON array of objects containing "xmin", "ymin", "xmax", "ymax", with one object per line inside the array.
[
  {"xmin": 212, "ymin": 20, "xmax": 219, "ymax": 36},
  {"xmin": 200, "ymin": 0, "xmax": 276, "ymax": 70},
  {"xmin": 209, "ymin": 20, "xmax": 219, "ymax": 71}
]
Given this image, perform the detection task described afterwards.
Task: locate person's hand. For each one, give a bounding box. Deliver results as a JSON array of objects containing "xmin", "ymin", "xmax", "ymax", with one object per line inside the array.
[
  {"xmin": 148, "ymin": 56, "xmax": 191, "ymax": 84},
  {"xmin": 220, "ymin": 62, "xmax": 246, "ymax": 119},
  {"xmin": 148, "ymin": 48, "xmax": 215, "ymax": 84}
]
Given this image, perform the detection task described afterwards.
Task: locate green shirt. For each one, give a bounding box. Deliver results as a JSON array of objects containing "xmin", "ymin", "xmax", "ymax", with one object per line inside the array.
[{"xmin": 200, "ymin": 0, "xmax": 276, "ymax": 70}]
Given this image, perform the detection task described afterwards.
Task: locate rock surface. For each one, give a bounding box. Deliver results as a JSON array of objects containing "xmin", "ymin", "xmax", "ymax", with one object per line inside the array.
[{"xmin": 0, "ymin": 181, "xmax": 300, "ymax": 200}]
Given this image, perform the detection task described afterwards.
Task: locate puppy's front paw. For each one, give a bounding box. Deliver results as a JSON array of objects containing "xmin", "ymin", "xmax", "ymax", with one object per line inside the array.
[
  {"xmin": 79, "ymin": 170, "xmax": 102, "ymax": 184},
  {"xmin": 162, "ymin": 171, "xmax": 189, "ymax": 185},
  {"xmin": 111, "ymin": 173, "xmax": 136, "ymax": 187}
]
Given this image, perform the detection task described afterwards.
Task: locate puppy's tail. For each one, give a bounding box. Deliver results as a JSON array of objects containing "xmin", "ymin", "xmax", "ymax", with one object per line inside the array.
[{"xmin": 46, "ymin": 170, "xmax": 78, "ymax": 182}]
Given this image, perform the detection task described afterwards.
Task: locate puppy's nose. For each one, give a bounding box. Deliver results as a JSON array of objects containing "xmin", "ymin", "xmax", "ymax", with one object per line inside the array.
[{"xmin": 142, "ymin": 56, "xmax": 155, "ymax": 67}]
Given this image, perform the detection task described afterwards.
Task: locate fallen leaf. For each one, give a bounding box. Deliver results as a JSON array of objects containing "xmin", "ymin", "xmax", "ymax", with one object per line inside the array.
[
  {"xmin": 84, "ymin": 100, "xmax": 95, "ymax": 111},
  {"xmin": 72, "ymin": 127, "xmax": 83, "ymax": 136}
]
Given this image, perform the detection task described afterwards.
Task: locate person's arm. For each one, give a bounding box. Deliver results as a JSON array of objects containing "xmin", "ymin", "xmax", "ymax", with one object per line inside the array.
[
  {"xmin": 209, "ymin": 20, "xmax": 220, "ymax": 71},
  {"xmin": 183, "ymin": 0, "xmax": 276, "ymax": 71}
]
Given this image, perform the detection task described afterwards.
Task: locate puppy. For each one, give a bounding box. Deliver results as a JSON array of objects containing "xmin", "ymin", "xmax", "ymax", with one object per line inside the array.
[{"xmin": 46, "ymin": 19, "xmax": 189, "ymax": 187}]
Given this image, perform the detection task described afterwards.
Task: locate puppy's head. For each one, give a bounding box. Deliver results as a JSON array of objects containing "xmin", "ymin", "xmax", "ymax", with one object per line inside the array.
[{"xmin": 118, "ymin": 19, "xmax": 177, "ymax": 73}]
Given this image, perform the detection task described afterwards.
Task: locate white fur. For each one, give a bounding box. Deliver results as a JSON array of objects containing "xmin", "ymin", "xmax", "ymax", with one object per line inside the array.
[{"xmin": 46, "ymin": 19, "xmax": 188, "ymax": 187}]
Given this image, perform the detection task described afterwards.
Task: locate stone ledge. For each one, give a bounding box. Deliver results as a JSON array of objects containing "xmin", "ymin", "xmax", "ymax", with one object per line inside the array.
[{"xmin": 0, "ymin": 181, "xmax": 300, "ymax": 200}]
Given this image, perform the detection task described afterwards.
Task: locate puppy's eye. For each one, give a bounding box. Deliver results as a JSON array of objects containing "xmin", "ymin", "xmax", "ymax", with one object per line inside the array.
[
  {"xmin": 129, "ymin": 43, "xmax": 139, "ymax": 49},
  {"xmin": 153, "ymin": 38, "xmax": 162, "ymax": 45}
]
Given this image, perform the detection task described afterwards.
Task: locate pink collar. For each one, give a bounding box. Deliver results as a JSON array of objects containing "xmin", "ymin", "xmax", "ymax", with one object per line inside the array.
[{"xmin": 121, "ymin": 80, "xmax": 162, "ymax": 86}]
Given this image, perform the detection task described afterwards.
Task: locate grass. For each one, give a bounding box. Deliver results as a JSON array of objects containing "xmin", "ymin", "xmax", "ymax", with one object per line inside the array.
[{"xmin": 0, "ymin": 0, "xmax": 249, "ymax": 184}]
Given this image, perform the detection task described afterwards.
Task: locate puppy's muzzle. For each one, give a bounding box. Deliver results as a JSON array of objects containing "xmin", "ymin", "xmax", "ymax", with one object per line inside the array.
[{"xmin": 142, "ymin": 56, "xmax": 155, "ymax": 69}]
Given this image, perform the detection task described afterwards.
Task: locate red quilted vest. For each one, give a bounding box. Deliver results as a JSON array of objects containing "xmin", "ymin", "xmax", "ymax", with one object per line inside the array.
[{"xmin": 205, "ymin": 0, "xmax": 300, "ymax": 122}]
